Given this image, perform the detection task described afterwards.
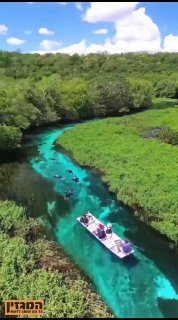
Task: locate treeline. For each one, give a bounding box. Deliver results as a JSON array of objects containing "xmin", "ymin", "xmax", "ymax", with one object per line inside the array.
[
  {"xmin": 1, "ymin": 51, "xmax": 178, "ymax": 82},
  {"xmin": 0, "ymin": 200, "xmax": 113, "ymax": 318},
  {"xmin": 1, "ymin": 51, "xmax": 178, "ymax": 150},
  {"xmin": 0, "ymin": 75, "xmax": 153, "ymax": 151}
]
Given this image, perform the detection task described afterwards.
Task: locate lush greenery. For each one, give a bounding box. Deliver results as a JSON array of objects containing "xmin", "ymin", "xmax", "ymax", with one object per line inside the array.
[
  {"xmin": 0, "ymin": 200, "xmax": 113, "ymax": 318},
  {"xmin": 59, "ymin": 98, "xmax": 178, "ymax": 245},
  {"xmin": 1, "ymin": 51, "xmax": 178, "ymax": 150},
  {"xmin": 0, "ymin": 125, "xmax": 22, "ymax": 150}
]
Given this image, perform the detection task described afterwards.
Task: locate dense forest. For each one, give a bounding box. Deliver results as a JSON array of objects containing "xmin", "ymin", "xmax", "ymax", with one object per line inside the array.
[
  {"xmin": 0, "ymin": 200, "xmax": 113, "ymax": 318},
  {"xmin": 1, "ymin": 51, "xmax": 178, "ymax": 151},
  {"xmin": 59, "ymin": 99, "xmax": 178, "ymax": 246}
]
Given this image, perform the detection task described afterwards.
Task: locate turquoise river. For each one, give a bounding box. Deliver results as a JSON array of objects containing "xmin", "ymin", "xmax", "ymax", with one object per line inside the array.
[{"xmin": 2, "ymin": 122, "xmax": 178, "ymax": 318}]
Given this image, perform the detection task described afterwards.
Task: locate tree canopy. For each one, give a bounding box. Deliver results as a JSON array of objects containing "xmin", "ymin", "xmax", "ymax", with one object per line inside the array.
[{"xmin": 1, "ymin": 51, "xmax": 178, "ymax": 150}]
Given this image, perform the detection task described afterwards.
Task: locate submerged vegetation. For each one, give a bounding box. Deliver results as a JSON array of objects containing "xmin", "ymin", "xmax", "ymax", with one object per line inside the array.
[
  {"xmin": 0, "ymin": 200, "xmax": 113, "ymax": 318},
  {"xmin": 59, "ymin": 99, "xmax": 178, "ymax": 245},
  {"xmin": 1, "ymin": 51, "xmax": 178, "ymax": 150}
]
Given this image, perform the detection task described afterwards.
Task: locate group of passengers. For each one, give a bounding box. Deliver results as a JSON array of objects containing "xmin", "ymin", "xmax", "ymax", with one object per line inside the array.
[
  {"xmin": 115, "ymin": 239, "xmax": 133, "ymax": 253},
  {"xmin": 80, "ymin": 212, "xmax": 112, "ymax": 239},
  {"xmin": 80, "ymin": 212, "xmax": 133, "ymax": 254},
  {"xmin": 96, "ymin": 222, "xmax": 113, "ymax": 239}
]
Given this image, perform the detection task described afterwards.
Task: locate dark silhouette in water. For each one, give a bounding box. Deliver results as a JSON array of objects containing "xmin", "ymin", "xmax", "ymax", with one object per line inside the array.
[
  {"xmin": 64, "ymin": 190, "xmax": 73, "ymax": 200},
  {"xmin": 72, "ymin": 176, "xmax": 79, "ymax": 183},
  {"xmin": 50, "ymin": 157, "xmax": 56, "ymax": 160},
  {"xmin": 60, "ymin": 177, "xmax": 66, "ymax": 181},
  {"xmin": 67, "ymin": 169, "xmax": 73, "ymax": 174},
  {"xmin": 54, "ymin": 175, "xmax": 66, "ymax": 181},
  {"xmin": 157, "ymin": 298, "xmax": 178, "ymax": 318},
  {"xmin": 54, "ymin": 174, "xmax": 60, "ymax": 178}
]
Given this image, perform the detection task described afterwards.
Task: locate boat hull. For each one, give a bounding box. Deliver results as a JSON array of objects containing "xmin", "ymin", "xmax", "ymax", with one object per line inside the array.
[{"xmin": 77, "ymin": 214, "xmax": 134, "ymax": 259}]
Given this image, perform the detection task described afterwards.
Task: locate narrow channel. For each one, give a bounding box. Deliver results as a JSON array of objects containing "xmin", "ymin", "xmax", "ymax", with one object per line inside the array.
[{"xmin": 2, "ymin": 123, "xmax": 178, "ymax": 318}]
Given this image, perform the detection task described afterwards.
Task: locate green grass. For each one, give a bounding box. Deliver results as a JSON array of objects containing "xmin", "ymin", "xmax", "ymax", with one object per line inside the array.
[{"xmin": 59, "ymin": 100, "xmax": 178, "ymax": 243}]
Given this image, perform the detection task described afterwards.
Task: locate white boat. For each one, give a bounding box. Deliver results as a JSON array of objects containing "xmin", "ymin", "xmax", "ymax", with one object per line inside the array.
[{"xmin": 77, "ymin": 213, "xmax": 134, "ymax": 259}]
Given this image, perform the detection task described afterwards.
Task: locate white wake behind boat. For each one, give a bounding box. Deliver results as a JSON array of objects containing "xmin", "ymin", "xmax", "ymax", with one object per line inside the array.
[{"xmin": 77, "ymin": 213, "xmax": 134, "ymax": 259}]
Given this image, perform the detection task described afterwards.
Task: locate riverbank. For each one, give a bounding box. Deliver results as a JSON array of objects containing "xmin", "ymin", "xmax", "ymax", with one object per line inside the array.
[
  {"xmin": 0, "ymin": 200, "xmax": 113, "ymax": 318},
  {"xmin": 55, "ymin": 143, "xmax": 176, "ymax": 252},
  {"xmin": 1, "ymin": 124, "xmax": 177, "ymax": 318},
  {"xmin": 58, "ymin": 102, "xmax": 178, "ymax": 248},
  {"xmin": 0, "ymin": 102, "xmax": 149, "ymax": 160}
]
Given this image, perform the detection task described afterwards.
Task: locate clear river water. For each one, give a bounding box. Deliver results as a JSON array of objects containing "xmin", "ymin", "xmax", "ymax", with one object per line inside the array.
[{"xmin": 1, "ymin": 122, "xmax": 178, "ymax": 318}]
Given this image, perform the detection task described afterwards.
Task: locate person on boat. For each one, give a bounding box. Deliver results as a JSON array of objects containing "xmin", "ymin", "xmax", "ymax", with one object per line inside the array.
[
  {"xmin": 80, "ymin": 214, "xmax": 89, "ymax": 225},
  {"xmin": 67, "ymin": 169, "xmax": 73, "ymax": 174},
  {"xmin": 106, "ymin": 223, "xmax": 112, "ymax": 235},
  {"xmin": 97, "ymin": 227, "xmax": 106, "ymax": 239},
  {"xmin": 98, "ymin": 222, "xmax": 104, "ymax": 230},
  {"xmin": 122, "ymin": 240, "xmax": 133, "ymax": 254},
  {"xmin": 115, "ymin": 239, "xmax": 122, "ymax": 252},
  {"xmin": 72, "ymin": 176, "xmax": 79, "ymax": 183},
  {"xmin": 96, "ymin": 223, "xmax": 106, "ymax": 239},
  {"xmin": 86, "ymin": 211, "xmax": 93, "ymax": 220}
]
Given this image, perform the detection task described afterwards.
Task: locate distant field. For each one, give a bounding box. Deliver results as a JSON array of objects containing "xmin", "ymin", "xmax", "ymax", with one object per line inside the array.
[{"xmin": 59, "ymin": 99, "xmax": 178, "ymax": 243}]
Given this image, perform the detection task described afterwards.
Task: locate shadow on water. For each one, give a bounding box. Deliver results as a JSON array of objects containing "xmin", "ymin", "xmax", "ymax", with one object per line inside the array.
[
  {"xmin": 158, "ymin": 298, "xmax": 178, "ymax": 318},
  {"xmin": 0, "ymin": 148, "xmax": 28, "ymax": 165},
  {"xmin": 122, "ymin": 254, "xmax": 140, "ymax": 269},
  {"xmin": 109, "ymin": 252, "xmax": 140, "ymax": 269},
  {"xmin": 0, "ymin": 147, "xmax": 71, "ymax": 223}
]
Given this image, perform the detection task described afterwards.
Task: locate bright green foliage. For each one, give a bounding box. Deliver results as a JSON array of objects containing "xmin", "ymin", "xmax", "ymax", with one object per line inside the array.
[
  {"xmin": 0, "ymin": 125, "xmax": 22, "ymax": 150},
  {"xmin": 155, "ymin": 79, "xmax": 176, "ymax": 98},
  {"xmin": 60, "ymin": 79, "xmax": 94, "ymax": 120},
  {"xmin": 2, "ymin": 51, "xmax": 178, "ymax": 152},
  {"xmin": 15, "ymin": 271, "xmax": 89, "ymax": 318},
  {"xmin": 59, "ymin": 102, "xmax": 178, "ymax": 243},
  {"xmin": 91, "ymin": 78, "xmax": 133, "ymax": 116},
  {"xmin": 25, "ymin": 77, "xmax": 64, "ymax": 125},
  {"xmin": 0, "ymin": 70, "xmax": 152, "ymax": 150},
  {"xmin": 0, "ymin": 201, "xmax": 113, "ymax": 318},
  {"xmin": 129, "ymin": 79, "xmax": 154, "ymax": 109},
  {"xmin": 0, "ymin": 51, "xmax": 177, "ymax": 81},
  {"xmin": 0, "ymin": 200, "xmax": 25, "ymax": 234}
]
